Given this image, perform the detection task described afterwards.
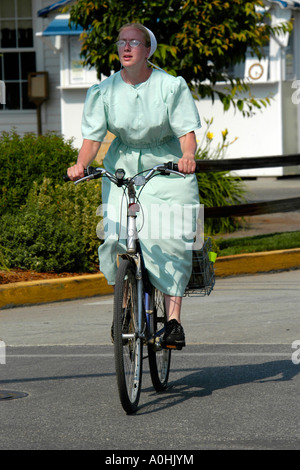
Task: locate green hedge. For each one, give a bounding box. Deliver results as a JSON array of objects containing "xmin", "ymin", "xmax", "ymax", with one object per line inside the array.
[
  {"xmin": 197, "ymin": 170, "xmax": 245, "ymax": 235},
  {"xmin": 0, "ymin": 131, "xmax": 102, "ymax": 273},
  {"xmin": 0, "ymin": 210, "xmax": 88, "ymax": 272},
  {"xmin": 0, "ymin": 130, "xmax": 77, "ymax": 216},
  {"xmin": 0, "ymin": 177, "xmax": 102, "ymax": 272}
]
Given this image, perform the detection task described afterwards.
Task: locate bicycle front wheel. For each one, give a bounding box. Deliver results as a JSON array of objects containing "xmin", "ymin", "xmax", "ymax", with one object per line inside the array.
[
  {"xmin": 148, "ymin": 289, "xmax": 171, "ymax": 391},
  {"xmin": 114, "ymin": 258, "xmax": 143, "ymax": 414}
]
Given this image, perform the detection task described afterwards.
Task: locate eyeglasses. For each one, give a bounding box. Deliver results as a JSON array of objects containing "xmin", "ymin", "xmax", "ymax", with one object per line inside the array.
[{"xmin": 116, "ymin": 39, "xmax": 145, "ymax": 48}]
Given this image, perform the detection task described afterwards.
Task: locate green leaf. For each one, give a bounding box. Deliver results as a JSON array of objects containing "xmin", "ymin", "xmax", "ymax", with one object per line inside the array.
[{"xmin": 237, "ymin": 100, "xmax": 244, "ymax": 111}]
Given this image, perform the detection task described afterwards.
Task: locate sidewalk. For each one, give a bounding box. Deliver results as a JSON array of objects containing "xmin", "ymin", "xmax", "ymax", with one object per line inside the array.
[
  {"xmin": 1, "ymin": 177, "xmax": 299, "ymax": 309},
  {"xmin": 1, "ymin": 247, "xmax": 300, "ymax": 309},
  {"xmin": 217, "ymin": 176, "xmax": 300, "ymax": 239}
]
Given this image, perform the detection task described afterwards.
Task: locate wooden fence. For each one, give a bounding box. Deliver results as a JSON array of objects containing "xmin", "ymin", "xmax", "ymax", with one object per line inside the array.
[{"xmin": 194, "ymin": 154, "xmax": 300, "ymax": 219}]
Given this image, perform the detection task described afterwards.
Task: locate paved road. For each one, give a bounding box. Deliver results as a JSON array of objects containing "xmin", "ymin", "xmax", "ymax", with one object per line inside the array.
[{"xmin": 0, "ymin": 271, "xmax": 300, "ymax": 450}]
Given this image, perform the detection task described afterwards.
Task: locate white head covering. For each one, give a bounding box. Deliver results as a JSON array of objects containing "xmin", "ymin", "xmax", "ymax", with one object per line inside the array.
[
  {"xmin": 144, "ymin": 26, "xmax": 157, "ymax": 59},
  {"xmin": 144, "ymin": 26, "xmax": 167, "ymax": 73}
]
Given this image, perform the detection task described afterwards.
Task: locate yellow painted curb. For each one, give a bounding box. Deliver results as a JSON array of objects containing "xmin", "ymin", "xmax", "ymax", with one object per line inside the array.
[
  {"xmin": 0, "ymin": 248, "xmax": 299, "ymax": 309},
  {"xmin": 0, "ymin": 273, "xmax": 113, "ymax": 310},
  {"xmin": 215, "ymin": 247, "xmax": 300, "ymax": 277}
]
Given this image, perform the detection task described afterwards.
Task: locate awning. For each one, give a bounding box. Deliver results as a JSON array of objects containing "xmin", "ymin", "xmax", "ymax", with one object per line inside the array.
[
  {"xmin": 41, "ymin": 15, "xmax": 84, "ymax": 36},
  {"xmin": 267, "ymin": 0, "xmax": 300, "ymax": 8},
  {"xmin": 38, "ymin": 0, "xmax": 73, "ymax": 17}
]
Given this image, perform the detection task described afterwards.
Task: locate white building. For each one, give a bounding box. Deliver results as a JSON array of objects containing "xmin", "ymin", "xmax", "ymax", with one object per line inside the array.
[{"xmin": 1, "ymin": 0, "xmax": 300, "ymax": 175}]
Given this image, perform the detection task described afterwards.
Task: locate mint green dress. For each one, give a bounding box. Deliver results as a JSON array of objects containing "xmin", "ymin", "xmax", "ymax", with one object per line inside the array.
[{"xmin": 82, "ymin": 69, "xmax": 201, "ymax": 296}]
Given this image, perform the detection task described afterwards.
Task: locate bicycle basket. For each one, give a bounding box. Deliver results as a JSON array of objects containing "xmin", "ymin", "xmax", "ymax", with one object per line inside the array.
[{"xmin": 184, "ymin": 237, "xmax": 216, "ymax": 297}]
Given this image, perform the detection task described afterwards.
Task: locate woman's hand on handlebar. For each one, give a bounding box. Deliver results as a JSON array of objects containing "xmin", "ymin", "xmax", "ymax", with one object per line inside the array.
[
  {"xmin": 67, "ymin": 162, "xmax": 85, "ymax": 181},
  {"xmin": 67, "ymin": 139, "xmax": 101, "ymax": 181},
  {"xmin": 178, "ymin": 131, "xmax": 197, "ymax": 173},
  {"xmin": 177, "ymin": 154, "xmax": 196, "ymax": 174}
]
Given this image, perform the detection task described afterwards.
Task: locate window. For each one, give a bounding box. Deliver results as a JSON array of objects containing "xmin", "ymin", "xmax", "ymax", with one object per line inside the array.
[
  {"xmin": 67, "ymin": 36, "xmax": 98, "ymax": 86},
  {"xmin": 0, "ymin": 0, "xmax": 36, "ymax": 110}
]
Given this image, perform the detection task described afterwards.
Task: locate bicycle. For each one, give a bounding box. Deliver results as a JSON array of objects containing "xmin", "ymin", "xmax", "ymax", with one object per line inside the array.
[{"xmin": 65, "ymin": 162, "xmax": 215, "ymax": 414}]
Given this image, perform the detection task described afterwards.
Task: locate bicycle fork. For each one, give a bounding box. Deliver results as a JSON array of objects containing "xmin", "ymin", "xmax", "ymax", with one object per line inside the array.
[
  {"xmin": 119, "ymin": 253, "xmax": 144, "ymax": 344},
  {"xmin": 126, "ymin": 181, "xmax": 139, "ymax": 254},
  {"xmin": 134, "ymin": 255, "xmax": 144, "ymax": 340}
]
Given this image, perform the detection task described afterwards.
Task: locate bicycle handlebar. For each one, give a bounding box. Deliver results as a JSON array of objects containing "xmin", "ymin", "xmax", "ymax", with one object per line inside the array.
[
  {"xmin": 63, "ymin": 167, "xmax": 93, "ymax": 182},
  {"xmin": 63, "ymin": 161, "xmax": 184, "ymax": 185}
]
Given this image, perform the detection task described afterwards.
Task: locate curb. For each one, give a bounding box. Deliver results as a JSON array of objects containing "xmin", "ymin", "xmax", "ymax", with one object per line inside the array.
[
  {"xmin": 0, "ymin": 274, "xmax": 113, "ymax": 310},
  {"xmin": 215, "ymin": 247, "xmax": 300, "ymax": 277},
  {"xmin": 1, "ymin": 248, "xmax": 300, "ymax": 309}
]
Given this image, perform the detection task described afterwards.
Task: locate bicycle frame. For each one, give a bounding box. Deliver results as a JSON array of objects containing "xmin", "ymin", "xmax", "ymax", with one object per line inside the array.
[
  {"xmin": 68, "ymin": 162, "xmax": 185, "ymax": 412},
  {"xmin": 120, "ymin": 175, "xmax": 177, "ymax": 347},
  {"xmin": 75, "ymin": 163, "xmax": 185, "ymax": 346}
]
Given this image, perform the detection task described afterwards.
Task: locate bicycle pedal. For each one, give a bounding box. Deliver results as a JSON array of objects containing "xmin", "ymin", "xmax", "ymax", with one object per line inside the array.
[{"xmin": 164, "ymin": 343, "xmax": 184, "ymax": 351}]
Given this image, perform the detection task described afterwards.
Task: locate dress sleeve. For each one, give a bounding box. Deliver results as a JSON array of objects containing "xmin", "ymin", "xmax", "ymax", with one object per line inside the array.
[
  {"xmin": 167, "ymin": 77, "xmax": 201, "ymax": 138},
  {"xmin": 81, "ymin": 84, "xmax": 107, "ymax": 141}
]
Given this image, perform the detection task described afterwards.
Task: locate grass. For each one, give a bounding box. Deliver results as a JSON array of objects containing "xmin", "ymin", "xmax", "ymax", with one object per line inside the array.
[{"xmin": 215, "ymin": 231, "xmax": 300, "ymax": 257}]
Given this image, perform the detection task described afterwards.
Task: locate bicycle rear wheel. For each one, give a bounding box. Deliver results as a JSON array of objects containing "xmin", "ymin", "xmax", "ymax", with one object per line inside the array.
[
  {"xmin": 114, "ymin": 258, "xmax": 143, "ymax": 414},
  {"xmin": 148, "ymin": 289, "xmax": 171, "ymax": 391}
]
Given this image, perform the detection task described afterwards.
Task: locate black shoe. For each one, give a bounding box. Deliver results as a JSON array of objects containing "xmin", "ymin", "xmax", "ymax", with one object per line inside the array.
[{"xmin": 163, "ymin": 319, "xmax": 186, "ymax": 349}]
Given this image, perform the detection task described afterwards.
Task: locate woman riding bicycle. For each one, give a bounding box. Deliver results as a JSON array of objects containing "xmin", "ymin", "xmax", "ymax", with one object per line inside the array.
[{"xmin": 67, "ymin": 23, "xmax": 201, "ymax": 348}]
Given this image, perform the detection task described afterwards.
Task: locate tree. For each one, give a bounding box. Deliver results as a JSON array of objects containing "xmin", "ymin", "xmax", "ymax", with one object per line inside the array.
[{"xmin": 68, "ymin": 0, "xmax": 292, "ymax": 115}]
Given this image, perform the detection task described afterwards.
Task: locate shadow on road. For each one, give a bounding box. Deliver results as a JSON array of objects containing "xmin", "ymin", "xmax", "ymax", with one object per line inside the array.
[{"xmin": 139, "ymin": 359, "xmax": 299, "ymax": 415}]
